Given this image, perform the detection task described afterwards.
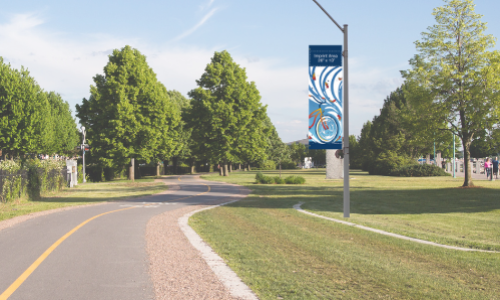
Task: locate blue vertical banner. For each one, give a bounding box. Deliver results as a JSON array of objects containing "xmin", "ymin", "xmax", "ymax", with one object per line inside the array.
[{"xmin": 308, "ymin": 45, "xmax": 343, "ymax": 149}]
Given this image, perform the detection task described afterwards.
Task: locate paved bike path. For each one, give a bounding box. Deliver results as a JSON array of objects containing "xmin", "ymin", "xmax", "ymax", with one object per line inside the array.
[{"xmin": 0, "ymin": 175, "xmax": 241, "ymax": 300}]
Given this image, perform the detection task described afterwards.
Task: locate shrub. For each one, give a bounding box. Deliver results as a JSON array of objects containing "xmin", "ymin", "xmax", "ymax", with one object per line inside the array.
[
  {"xmin": 255, "ymin": 172, "xmax": 274, "ymax": 184},
  {"xmin": 273, "ymin": 176, "xmax": 285, "ymax": 184},
  {"xmin": 284, "ymin": 175, "xmax": 306, "ymax": 184},
  {"xmin": 0, "ymin": 160, "xmax": 26, "ymax": 203},
  {"xmin": 255, "ymin": 172, "xmax": 265, "ymax": 182},
  {"xmin": 366, "ymin": 151, "xmax": 416, "ymax": 176},
  {"xmin": 391, "ymin": 164, "xmax": 451, "ymax": 177},
  {"xmin": 26, "ymin": 159, "xmax": 65, "ymax": 199}
]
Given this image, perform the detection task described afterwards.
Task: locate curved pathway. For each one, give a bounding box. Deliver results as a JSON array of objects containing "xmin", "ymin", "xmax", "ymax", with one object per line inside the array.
[{"xmin": 0, "ymin": 175, "xmax": 254, "ymax": 300}]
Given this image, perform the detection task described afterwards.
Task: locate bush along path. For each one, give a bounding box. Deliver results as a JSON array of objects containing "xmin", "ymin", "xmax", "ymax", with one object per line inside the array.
[{"xmin": 255, "ymin": 172, "xmax": 305, "ymax": 184}]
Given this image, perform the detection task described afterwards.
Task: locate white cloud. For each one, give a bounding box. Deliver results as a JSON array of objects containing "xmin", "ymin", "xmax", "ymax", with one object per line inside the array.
[{"xmin": 0, "ymin": 12, "xmax": 404, "ymax": 144}]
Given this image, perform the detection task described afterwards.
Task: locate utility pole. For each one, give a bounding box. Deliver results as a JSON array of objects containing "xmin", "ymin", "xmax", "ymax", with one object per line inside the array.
[
  {"xmin": 312, "ymin": 0, "xmax": 350, "ymax": 217},
  {"xmin": 81, "ymin": 126, "xmax": 86, "ymax": 183}
]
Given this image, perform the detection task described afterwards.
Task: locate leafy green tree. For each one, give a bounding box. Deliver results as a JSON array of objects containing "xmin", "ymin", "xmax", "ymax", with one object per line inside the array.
[
  {"xmin": 349, "ymin": 135, "xmax": 361, "ymax": 169},
  {"xmin": 257, "ymin": 116, "xmax": 290, "ymax": 175},
  {"xmin": 46, "ymin": 92, "xmax": 79, "ymax": 155},
  {"xmin": 358, "ymin": 88, "xmax": 422, "ymax": 174},
  {"xmin": 232, "ymin": 81, "xmax": 269, "ymax": 171},
  {"xmin": 186, "ymin": 51, "xmax": 268, "ymax": 176},
  {"xmin": 76, "ymin": 46, "xmax": 180, "ymax": 177},
  {"xmin": 352, "ymin": 84, "xmax": 453, "ymax": 174},
  {"xmin": 437, "ymin": 131, "xmax": 460, "ymax": 159},
  {"xmin": 0, "ymin": 58, "xmax": 53, "ymax": 158},
  {"xmin": 469, "ymin": 129, "xmax": 499, "ymax": 158},
  {"xmin": 355, "ymin": 121, "xmax": 373, "ymax": 171},
  {"xmin": 402, "ymin": 0, "xmax": 500, "ymax": 186},
  {"xmin": 167, "ymin": 90, "xmax": 192, "ymax": 174},
  {"xmin": 289, "ymin": 142, "xmax": 307, "ymax": 164}
]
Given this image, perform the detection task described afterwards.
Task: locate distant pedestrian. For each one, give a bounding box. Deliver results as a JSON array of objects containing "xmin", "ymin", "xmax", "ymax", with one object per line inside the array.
[
  {"xmin": 493, "ymin": 157, "xmax": 499, "ymax": 179},
  {"xmin": 485, "ymin": 158, "xmax": 491, "ymax": 178}
]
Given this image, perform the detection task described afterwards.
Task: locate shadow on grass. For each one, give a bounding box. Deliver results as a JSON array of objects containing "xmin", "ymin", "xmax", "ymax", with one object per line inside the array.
[{"xmin": 229, "ymin": 184, "xmax": 500, "ymax": 215}]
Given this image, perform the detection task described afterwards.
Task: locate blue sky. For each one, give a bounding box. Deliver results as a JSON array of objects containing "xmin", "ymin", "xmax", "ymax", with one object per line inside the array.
[{"xmin": 2, "ymin": 0, "xmax": 500, "ymax": 143}]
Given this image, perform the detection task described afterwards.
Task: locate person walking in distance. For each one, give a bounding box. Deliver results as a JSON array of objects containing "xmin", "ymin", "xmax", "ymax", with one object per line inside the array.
[
  {"xmin": 492, "ymin": 157, "xmax": 499, "ymax": 180},
  {"xmin": 485, "ymin": 158, "xmax": 491, "ymax": 179}
]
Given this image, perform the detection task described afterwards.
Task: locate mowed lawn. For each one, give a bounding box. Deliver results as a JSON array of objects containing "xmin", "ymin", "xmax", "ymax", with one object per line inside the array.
[
  {"xmin": 190, "ymin": 169, "xmax": 500, "ymax": 299},
  {"xmin": 0, "ymin": 178, "xmax": 168, "ymax": 222}
]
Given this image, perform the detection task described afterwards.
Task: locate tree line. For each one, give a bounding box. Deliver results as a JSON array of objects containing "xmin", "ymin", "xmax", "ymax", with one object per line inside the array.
[
  {"xmin": 75, "ymin": 46, "xmax": 297, "ymax": 180},
  {"xmin": 0, "ymin": 44, "xmax": 303, "ymax": 181}
]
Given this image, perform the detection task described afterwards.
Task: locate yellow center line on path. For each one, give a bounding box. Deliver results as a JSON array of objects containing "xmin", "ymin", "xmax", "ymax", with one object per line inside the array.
[
  {"xmin": 0, "ymin": 206, "xmax": 137, "ymax": 300},
  {"xmin": 1, "ymin": 177, "xmax": 212, "ymax": 300}
]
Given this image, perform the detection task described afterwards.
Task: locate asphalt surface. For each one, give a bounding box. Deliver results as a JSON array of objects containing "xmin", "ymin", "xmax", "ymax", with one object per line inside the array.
[{"xmin": 0, "ymin": 175, "xmax": 242, "ymax": 300}]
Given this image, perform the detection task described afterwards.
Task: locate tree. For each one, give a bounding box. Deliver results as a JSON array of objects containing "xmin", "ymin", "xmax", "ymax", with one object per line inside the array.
[
  {"xmin": 289, "ymin": 142, "xmax": 307, "ymax": 165},
  {"xmin": 76, "ymin": 46, "xmax": 180, "ymax": 178},
  {"xmin": 351, "ymin": 84, "xmax": 454, "ymax": 174},
  {"xmin": 349, "ymin": 135, "xmax": 361, "ymax": 169},
  {"xmin": 186, "ymin": 51, "xmax": 268, "ymax": 176},
  {"xmin": 355, "ymin": 121, "xmax": 373, "ymax": 171},
  {"xmin": 469, "ymin": 129, "xmax": 499, "ymax": 158},
  {"xmin": 0, "ymin": 58, "xmax": 53, "ymax": 158},
  {"xmin": 167, "ymin": 90, "xmax": 192, "ymax": 174},
  {"xmin": 46, "ymin": 92, "xmax": 79, "ymax": 155},
  {"xmin": 260, "ymin": 116, "xmax": 290, "ymax": 175},
  {"xmin": 402, "ymin": 0, "xmax": 500, "ymax": 186}
]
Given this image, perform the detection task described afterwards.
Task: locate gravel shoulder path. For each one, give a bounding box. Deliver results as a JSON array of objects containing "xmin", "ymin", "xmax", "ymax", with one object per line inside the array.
[{"xmin": 146, "ymin": 177, "xmax": 256, "ymax": 300}]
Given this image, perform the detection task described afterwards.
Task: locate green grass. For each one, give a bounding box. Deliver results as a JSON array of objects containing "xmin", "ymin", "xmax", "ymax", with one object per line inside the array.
[
  {"xmin": 189, "ymin": 169, "xmax": 500, "ymax": 299},
  {"xmin": 0, "ymin": 178, "xmax": 168, "ymax": 222}
]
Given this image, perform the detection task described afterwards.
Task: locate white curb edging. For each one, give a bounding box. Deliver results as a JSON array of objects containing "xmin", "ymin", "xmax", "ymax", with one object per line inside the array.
[
  {"xmin": 179, "ymin": 191, "xmax": 259, "ymax": 300},
  {"xmin": 294, "ymin": 202, "xmax": 499, "ymax": 253}
]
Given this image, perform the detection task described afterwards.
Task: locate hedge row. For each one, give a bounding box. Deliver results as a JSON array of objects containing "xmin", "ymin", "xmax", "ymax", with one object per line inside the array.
[
  {"xmin": 255, "ymin": 172, "xmax": 305, "ymax": 184},
  {"xmin": 0, "ymin": 159, "xmax": 66, "ymax": 203},
  {"xmin": 390, "ymin": 164, "xmax": 451, "ymax": 177}
]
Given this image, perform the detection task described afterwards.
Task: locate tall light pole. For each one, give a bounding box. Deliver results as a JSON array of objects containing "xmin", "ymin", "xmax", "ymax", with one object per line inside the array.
[
  {"xmin": 312, "ymin": 0, "xmax": 350, "ymax": 218},
  {"xmin": 81, "ymin": 126, "xmax": 86, "ymax": 183}
]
